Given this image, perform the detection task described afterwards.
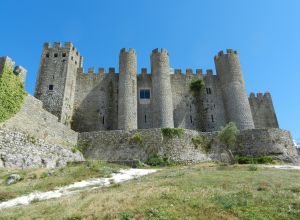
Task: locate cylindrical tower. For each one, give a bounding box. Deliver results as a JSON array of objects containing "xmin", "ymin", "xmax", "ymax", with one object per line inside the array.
[
  {"xmin": 118, "ymin": 48, "xmax": 138, "ymax": 130},
  {"xmin": 151, "ymin": 48, "xmax": 174, "ymax": 128},
  {"xmin": 214, "ymin": 49, "xmax": 254, "ymax": 130}
]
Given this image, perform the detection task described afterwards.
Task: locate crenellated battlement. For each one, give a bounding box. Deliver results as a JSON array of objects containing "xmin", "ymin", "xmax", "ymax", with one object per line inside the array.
[
  {"xmin": 172, "ymin": 68, "xmax": 215, "ymax": 79},
  {"xmin": 0, "ymin": 56, "xmax": 27, "ymax": 83},
  {"xmin": 249, "ymin": 92, "xmax": 272, "ymax": 101},
  {"xmin": 120, "ymin": 48, "xmax": 136, "ymax": 55},
  {"xmin": 35, "ymin": 42, "xmax": 278, "ymax": 132},
  {"xmin": 151, "ymin": 48, "xmax": 168, "ymax": 56},
  {"xmin": 43, "ymin": 42, "xmax": 81, "ymax": 58},
  {"xmin": 214, "ymin": 49, "xmax": 238, "ymax": 60},
  {"xmin": 77, "ymin": 67, "xmax": 117, "ymax": 78}
]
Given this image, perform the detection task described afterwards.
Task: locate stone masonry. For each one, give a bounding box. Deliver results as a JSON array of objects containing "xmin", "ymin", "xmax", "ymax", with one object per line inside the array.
[{"xmin": 35, "ymin": 43, "xmax": 279, "ymax": 132}]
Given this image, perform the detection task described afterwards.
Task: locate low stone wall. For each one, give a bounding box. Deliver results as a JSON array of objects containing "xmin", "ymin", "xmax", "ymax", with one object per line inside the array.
[
  {"xmin": 0, "ymin": 129, "xmax": 84, "ymax": 168},
  {"xmin": 0, "ymin": 95, "xmax": 78, "ymax": 146},
  {"xmin": 236, "ymin": 128, "xmax": 299, "ymax": 163},
  {"xmin": 79, "ymin": 128, "xmax": 299, "ymax": 163},
  {"xmin": 79, "ymin": 129, "xmax": 209, "ymax": 163}
]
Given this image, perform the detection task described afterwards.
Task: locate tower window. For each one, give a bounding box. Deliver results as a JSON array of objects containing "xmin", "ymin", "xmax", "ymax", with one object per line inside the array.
[
  {"xmin": 46, "ymin": 53, "xmax": 49, "ymax": 58},
  {"xmin": 62, "ymin": 53, "xmax": 66, "ymax": 57},
  {"xmin": 54, "ymin": 53, "xmax": 58, "ymax": 58},
  {"xmin": 75, "ymin": 61, "xmax": 77, "ymax": 65},
  {"xmin": 71, "ymin": 56, "xmax": 74, "ymax": 61},
  {"xmin": 206, "ymin": 88, "xmax": 212, "ymax": 94},
  {"xmin": 140, "ymin": 89, "xmax": 150, "ymax": 99},
  {"xmin": 144, "ymin": 114, "xmax": 147, "ymax": 123},
  {"xmin": 49, "ymin": 85, "xmax": 54, "ymax": 91},
  {"xmin": 102, "ymin": 116, "xmax": 105, "ymax": 124},
  {"xmin": 190, "ymin": 115, "xmax": 193, "ymax": 123},
  {"xmin": 211, "ymin": 115, "xmax": 214, "ymax": 122}
]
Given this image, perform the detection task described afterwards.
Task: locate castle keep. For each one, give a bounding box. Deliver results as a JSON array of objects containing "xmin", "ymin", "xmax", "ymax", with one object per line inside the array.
[{"xmin": 34, "ymin": 42, "xmax": 278, "ymax": 132}]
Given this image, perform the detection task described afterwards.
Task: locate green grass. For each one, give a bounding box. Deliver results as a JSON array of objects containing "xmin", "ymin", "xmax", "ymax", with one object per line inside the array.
[
  {"xmin": 0, "ymin": 160, "xmax": 125, "ymax": 202},
  {"xmin": 1, "ymin": 163, "xmax": 300, "ymax": 219},
  {"xmin": 161, "ymin": 128, "xmax": 185, "ymax": 138}
]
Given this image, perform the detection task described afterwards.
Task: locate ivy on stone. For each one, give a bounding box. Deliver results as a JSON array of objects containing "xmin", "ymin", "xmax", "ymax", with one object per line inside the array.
[{"xmin": 0, "ymin": 65, "xmax": 26, "ymax": 123}]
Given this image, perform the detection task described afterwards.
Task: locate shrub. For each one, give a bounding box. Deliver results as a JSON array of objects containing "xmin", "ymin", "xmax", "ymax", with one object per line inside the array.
[
  {"xmin": 129, "ymin": 133, "xmax": 143, "ymax": 144},
  {"xmin": 190, "ymin": 79, "xmax": 205, "ymax": 93},
  {"xmin": 218, "ymin": 122, "xmax": 239, "ymax": 148},
  {"xmin": 218, "ymin": 122, "xmax": 239, "ymax": 164},
  {"xmin": 76, "ymin": 140, "xmax": 92, "ymax": 153},
  {"xmin": 236, "ymin": 156, "xmax": 273, "ymax": 164},
  {"xmin": 145, "ymin": 154, "xmax": 174, "ymax": 167},
  {"xmin": 192, "ymin": 134, "xmax": 210, "ymax": 152},
  {"xmin": 26, "ymin": 134, "xmax": 37, "ymax": 144},
  {"xmin": 0, "ymin": 65, "xmax": 26, "ymax": 123},
  {"xmin": 161, "ymin": 128, "xmax": 185, "ymax": 138},
  {"xmin": 248, "ymin": 164, "xmax": 258, "ymax": 171}
]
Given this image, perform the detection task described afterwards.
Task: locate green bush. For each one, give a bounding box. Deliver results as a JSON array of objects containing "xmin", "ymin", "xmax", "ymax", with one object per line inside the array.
[
  {"xmin": 161, "ymin": 128, "xmax": 185, "ymax": 138},
  {"xmin": 145, "ymin": 154, "xmax": 174, "ymax": 167},
  {"xmin": 129, "ymin": 133, "xmax": 143, "ymax": 144},
  {"xmin": 0, "ymin": 65, "xmax": 26, "ymax": 123},
  {"xmin": 236, "ymin": 156, "xmax": 273, "ymax": 164},
  {"xmin": 192, "ymin": 134, "xmax": 210, "ymax": 152},
  {"xmin": 248, "ymin": 164, "xmax": 258, "ymax": 171},
  {"xmin": 76, "ymin": 140, "xmax": 92, "ymax": 153},
  {"xmin": 190, "ymin": 79, "xmax": 205, "ymax": 92},
  {"xmin": 218, "ymin": 122, "xmax": 239, "ymax": 148}
]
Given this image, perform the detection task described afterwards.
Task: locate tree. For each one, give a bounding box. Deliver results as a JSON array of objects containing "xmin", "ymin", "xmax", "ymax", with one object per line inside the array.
[{"xmin": 217, "ymin": 122, "xmax": 239, "ymax": 164}]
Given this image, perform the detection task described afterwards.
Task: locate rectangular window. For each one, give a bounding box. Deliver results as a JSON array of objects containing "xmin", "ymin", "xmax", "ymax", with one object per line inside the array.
[
  {"xmin": 54, "ymin": 53, "xmax": 58, "ymax": 58},
  {"xmin": 211, "ymin": 115, "xmax": 214, "ymax": 122},
  {"xmin": 49, "ymin": 85, "xmax": 54, "ymax": 91},
  {"xmin": 206, "ymin": 88, "xmax": 212, "ymax": 94},
  {"xmin": 62, "ymin": 53, "xmax": 66, "ymax": 57},
  {"xmin": 140, "ymin": 89, "xmax": 150, "ymax": 99}
]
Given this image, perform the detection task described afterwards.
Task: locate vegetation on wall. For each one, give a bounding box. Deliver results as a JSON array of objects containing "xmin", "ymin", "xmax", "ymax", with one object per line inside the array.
[
  {"xmin": 0, "ymin": 65, "xmax": 26, "ymax": 123},
  {"xmin": 129, "ymin": 133, "xmax": 143, "ymax": 144},
  {"xmin": 145, "ymin": 154, "xmax": 174, "ymax": 166},
  {"xmin": 190, "ymin": 78, "xmax": 205, "ymax": 93},
  {"xmin": 161, "ymin": 128, "xmax": 185, "ymax": 138},
  {"xmin": 192, "ymin": 134, "xmax": 210, "ymax": 153},
  {"xmin": 218, "ymin": 122, "xmax": 240, "ymax": 164}
]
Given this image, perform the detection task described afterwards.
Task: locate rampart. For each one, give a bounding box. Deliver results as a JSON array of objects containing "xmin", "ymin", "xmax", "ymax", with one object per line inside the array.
[{"xmin": 79, "ymin": 128, "xmax": 299, "ymax": 164}]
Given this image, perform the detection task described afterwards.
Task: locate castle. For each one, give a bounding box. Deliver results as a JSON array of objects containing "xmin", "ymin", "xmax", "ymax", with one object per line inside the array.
[{"xmin": 34, "ymin": 42, "xmax": 278, "ymax": 132}]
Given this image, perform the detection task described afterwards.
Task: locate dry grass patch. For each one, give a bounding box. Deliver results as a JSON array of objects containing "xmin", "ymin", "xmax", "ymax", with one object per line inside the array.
[{"xmin": 1, "ymin": 163, "xmax": 300, "ymax": 219}]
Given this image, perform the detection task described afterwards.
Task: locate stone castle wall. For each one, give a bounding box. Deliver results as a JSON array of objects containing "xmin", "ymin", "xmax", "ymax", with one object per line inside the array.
[
  {"xmin": 214, "ymin": 49, "xmax": 255, "ymax": 130},
  {"xmin": 72, "ymin": 68, "xmax": 119, "ymax": 132},
  {"xmin": 33, "ymin": 43, "xmax": 279, "ymax": 134},
  {"xmin": 79, "ymin": 128, "xmax": 299, "ymax": 163},
  {"xmin": 1, "ymin": 95, "xmax": 78, "ymax": 146},
  {"xmin": 0, "ymin": 128, "xmax": 83, "ymax": 169},
  {"xmin": 79, "ymin": 129, "xmax": 209, "ymax": 163},
  {"xmin": 249, "ymin": 92, "xmax": 279, "ymax": 128},
  {"xmin": 34, "ymin": 42, "xmax": 82, "ymax": 125}
]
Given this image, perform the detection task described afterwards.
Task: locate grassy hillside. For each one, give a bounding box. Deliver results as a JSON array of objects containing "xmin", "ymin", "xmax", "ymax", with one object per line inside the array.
[
  {"xmin": 1, "ymin": 162, "xmax": 300, "ymax": 219},
  {"xmin": 0, "ymin": 161, "xmax": 124, "ymax": 202}
]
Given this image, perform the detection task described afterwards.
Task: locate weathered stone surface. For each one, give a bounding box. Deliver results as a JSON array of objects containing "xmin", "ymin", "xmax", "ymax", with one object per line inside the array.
[
  {"xmin": 80, "ymin": 129, "xmax": 210, "ymax": 164},
  {"xmin": 6, "ymin": 174, "xmax": 21, "ymax": 185},
  {"xmin": 235, "ymin": 128, "xmax": 299, "ymax": 163},
  {"xmin": 1, "ymin": 95, "xmax": 78, "ymax": 146},
  {"xmin": 79, "ymin": 128, "xmax": 299, "ymax": 164},
  {"xmin": 0, "ymin": 129, "xmax": 84, "ymax": 169}
]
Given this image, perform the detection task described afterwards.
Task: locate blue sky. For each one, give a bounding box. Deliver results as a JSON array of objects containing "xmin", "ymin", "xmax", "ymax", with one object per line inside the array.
[{"xmin": 1, "ymin": 0, "xmax": 299, "ymax": 139}]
